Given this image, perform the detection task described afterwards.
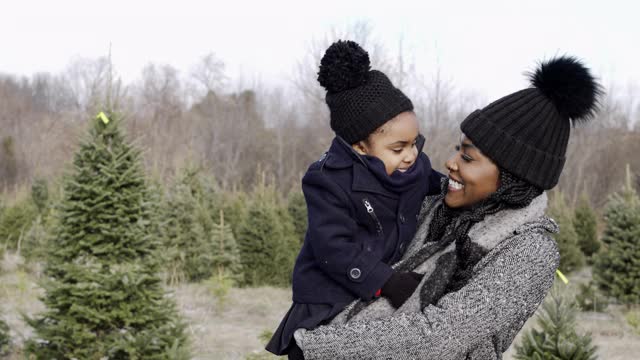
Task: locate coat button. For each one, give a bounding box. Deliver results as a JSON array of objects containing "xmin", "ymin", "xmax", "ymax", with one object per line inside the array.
[
  {"xmin": 350, "ymin": 268, "xmax": 361, "ymax": 279},
  {"xmin": 400, "ymin": 214, "xmax": 406, "ymax": 224}
]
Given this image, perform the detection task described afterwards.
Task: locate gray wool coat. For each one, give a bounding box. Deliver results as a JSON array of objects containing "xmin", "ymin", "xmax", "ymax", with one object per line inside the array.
[{"xmin": 294, "ymin": 192, "xmax": 560, "ymax": 359}]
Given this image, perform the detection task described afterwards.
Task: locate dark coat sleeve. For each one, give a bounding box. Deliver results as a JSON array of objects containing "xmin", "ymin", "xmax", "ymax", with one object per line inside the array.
[{"xmin": 302, "ymin": 169, "xmax": 394, "ymax": 300}]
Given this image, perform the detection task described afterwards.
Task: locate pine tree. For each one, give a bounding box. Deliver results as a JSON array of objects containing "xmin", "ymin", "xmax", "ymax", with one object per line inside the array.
[
  {"xmin": 222, "ymin": 189, "xmax": 249, "ymax": 240},
  {"xmin": 548, "ymin": 192, "xmax": 585, "ymax": 273},
  {"xmin": 178, "ymin": 165, "xmax": 221, "ymax": 234},
  {"xmin": 287, "ymin": 190, "xmax": 308, "ymax": 245},
  {"xmin": 0, "ymin": 316, "xmax": 9, "ymax": 356},
  {"xmin": 573, "ymin": 193, "xmax": 600, "ymax": 258},
  {"xmin": 22, "ymin": 214, "xmax": 50, "ymax": 263},
  {"xmin": 23, "ymin": 179, "xmax": 55, "ymax": 263},
  {"xmin": 236, "ymin": 179, "xmax": 300, "ymax": 287},
  {"xmin": 0, "ymin": 196, "xmax": 37, "ymax": 251},
  {"xmin": 211, "ymin": 209, "xmax": 243, "ymax": 284},
  {"xmin": 31, "ymin": 178, "xmax": 49, "ymax": 215},
  {"xmin": 593, "ymin": 165, "xmax": 640, "ymax": 305},
  {"xmin": 159, "ymin": 165, "xmax": 227, "ymax": 284},
  {"xmin": 0, "ymin": 197, "xmax": 4, "ymax": 260},
  {"xmin": 25, "ymin": 112, "xmax": 188, "ymax": 359},
  {"xmin": 145, "ymin": 176, "xmax": 173, "ymax": 283},
  {"xmin": 163, "ymin": 181, "xmax": 212, "ymax": 283},
  {"xmin": 514, "ymin": 284, "xmax": 598, "ymax": 360}
]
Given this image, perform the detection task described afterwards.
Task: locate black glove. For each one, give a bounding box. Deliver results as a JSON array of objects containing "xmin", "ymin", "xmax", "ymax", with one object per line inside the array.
[{"xmin": 381, "ymin": 271, "xmax": 424, "ymax": 308}]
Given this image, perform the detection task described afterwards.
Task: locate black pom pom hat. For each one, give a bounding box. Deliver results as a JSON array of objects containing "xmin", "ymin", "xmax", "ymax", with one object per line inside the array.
[
  {"xmin": 318, "ymin": 40, "xmax": 413, "ymax": 144},
  {"xmin": 460, "ymin": 56, "xmax": 603, "ymax": 190}
]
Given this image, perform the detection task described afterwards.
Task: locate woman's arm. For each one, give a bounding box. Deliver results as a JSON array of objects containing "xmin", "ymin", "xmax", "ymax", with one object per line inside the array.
[{"xmin": 297, "ymin": 232, "xmax": 560, "ymax": 359}]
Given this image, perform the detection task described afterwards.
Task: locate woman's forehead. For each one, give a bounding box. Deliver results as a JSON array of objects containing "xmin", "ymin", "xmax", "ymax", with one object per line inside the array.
[{"xmin": 460, "ymin": 133, "xmax": 473, "ymax": 145}]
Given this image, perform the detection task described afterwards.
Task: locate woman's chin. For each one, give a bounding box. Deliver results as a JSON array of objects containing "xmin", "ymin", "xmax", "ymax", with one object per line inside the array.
[{"xmin": 444, "ymin": 193, "xmax": 461, "ymax": 208}]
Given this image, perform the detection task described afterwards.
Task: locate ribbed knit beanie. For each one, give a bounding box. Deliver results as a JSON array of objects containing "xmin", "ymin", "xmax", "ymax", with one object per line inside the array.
[
  {"xmin": 460, "ymin": 56, "xmax": 603, "ymax": 190},
  {"xmin": 317, "ymin": 40, "xmax": 413, "ymax": 144}
]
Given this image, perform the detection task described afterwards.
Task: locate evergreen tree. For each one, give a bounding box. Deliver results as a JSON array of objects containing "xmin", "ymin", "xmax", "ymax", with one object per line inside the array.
[
  {"xmin": 0, "ymin": 136, "xmax": 18, "ymax": 188},
  {"xmin": 0, "ymin": 196, "xmax": 37, "ymax": 251},
  {"xmin": 22, "ymin": 213, "xmax": 50, "ymax": 263},
  {"xmin": 31, "ymin": 178, "xmax": 49, "ymax": 215},
  {"xmin": 25, "ymin": 112, "xmax": 188, "ymax": 359},
  {"xmin": 0, "ymin": 197, "xmax": 4, "ymax": 260},
  {"xmin": 236, "ymin": 179, "xmax": 300, "ymax": 287},
  {"xmin": 178, "ymin": 165, "xmax": 221, "ymax": 232},
  {"xmin": 23, "ymin": 179, "xmax": 55, "ymax": 263},
  {"xmin": 575, "ymin": 281, "xmax": 608, "ymax": 313},
  {"xmin": 222, "ymin": 189, "xmax": 248, "ymax": 240},
  {"xmin": 211, "ymin": 209, "xmax": 243, "ymax": 284},
  {"xmin": 593, "ymin": 165, "xmax": 640, "ymax": 305},
  {"xmin": 548, "ymin": 192, "xmax": 585, "ymax": 273},
  {"xmin": 163, "ymin": 181, "xmax": 212, "ymax": 283},
  {"xmin": 514, "ymin": 284, "xmax": 598, "ymax": 360},
  {"xmin": 287, "ymin": 190, "xmax": 308, "ymax": 245},
  {"xmin": 0, "ymin": 316, "xmax": 9, "ymax": 356},
  {"xmin": 573, "ymin": 193, "xmax": 600, "ymax": 258}
]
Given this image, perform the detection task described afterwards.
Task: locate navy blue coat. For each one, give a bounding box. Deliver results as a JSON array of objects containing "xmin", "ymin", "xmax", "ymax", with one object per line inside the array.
[{"xmin": 292, "ymin": 137, "xmax": 444, "ymax": 305}]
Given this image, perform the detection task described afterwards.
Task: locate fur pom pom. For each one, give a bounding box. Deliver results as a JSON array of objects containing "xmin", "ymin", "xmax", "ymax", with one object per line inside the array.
[
  {"xmin": 317, "ymin": 40, "xmax": 371, "ymax": 93},
  {"xmin": 529, "ymin": 56, "xmax": 603, "ymax": 123}
]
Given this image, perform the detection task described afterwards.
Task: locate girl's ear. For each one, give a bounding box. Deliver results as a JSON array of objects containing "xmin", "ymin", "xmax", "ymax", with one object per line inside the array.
[{"xmin": 352, "ymin": 141, "xmax": 368, "ymax": 155}]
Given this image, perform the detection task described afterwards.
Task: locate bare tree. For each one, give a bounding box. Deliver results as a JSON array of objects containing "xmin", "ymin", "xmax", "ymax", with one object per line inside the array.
[{"xmin": 190, "ymin": 52, "xmax": 228, "ymax": 98}]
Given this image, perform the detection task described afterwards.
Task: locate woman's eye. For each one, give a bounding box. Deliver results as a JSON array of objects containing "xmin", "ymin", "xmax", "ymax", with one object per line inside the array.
[
  {"xmin": 461, "ymin": 153, "xmax": 473, "ymax": 162},
  {"xmin": 392, "ymin": 149, "xmax": 403, "ymax": 154},
  {"xmin": 454, "ymin": 145, "xmax": 461, "ymax": 151}
]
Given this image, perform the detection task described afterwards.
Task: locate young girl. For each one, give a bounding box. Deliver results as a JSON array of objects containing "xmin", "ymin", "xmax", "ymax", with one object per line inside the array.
[{"xmin": 265, "ymin": 40, "xmax": 443, "ymax": 359}]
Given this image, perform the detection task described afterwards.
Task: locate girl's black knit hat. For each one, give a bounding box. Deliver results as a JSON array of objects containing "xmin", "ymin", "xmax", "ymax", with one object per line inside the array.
[
  {"xmin": 318, "ymin": 40, "xmax": 413, "ymax": 144},
  {"xmin": 460, "ymin": 56, "xmax": 604, "ymax": 190}
]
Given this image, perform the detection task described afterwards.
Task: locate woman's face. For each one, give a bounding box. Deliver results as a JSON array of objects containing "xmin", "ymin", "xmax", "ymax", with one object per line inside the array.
[{"xmin": 444, "ymin": 134, "xmax": 500, "ymax": 208}]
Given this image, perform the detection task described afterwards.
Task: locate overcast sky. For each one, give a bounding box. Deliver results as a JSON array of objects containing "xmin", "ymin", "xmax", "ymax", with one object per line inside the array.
[{"xmin": 1, "ymin": 0, "xmax": 638, "ymax": 101}]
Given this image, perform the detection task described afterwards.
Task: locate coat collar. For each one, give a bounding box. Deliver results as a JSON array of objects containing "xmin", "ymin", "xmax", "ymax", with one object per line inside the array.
[
  {"xmin": 352, "ymin": 164, "xmax": 399, "ymax": 199},
  {"xmin": 407, "ymin": 192, "xmax": 556, "ymax": 257},
  {"xmin": 323, "ymin": 137, "xmax": 363, "ymax": 170},
  {"xmin": 467, "ymin": 192, "xmax": 557, "ymax": 251},
  {"xmin": 324, "ymin": 137, "xmax": 399, "ymax": 199}
]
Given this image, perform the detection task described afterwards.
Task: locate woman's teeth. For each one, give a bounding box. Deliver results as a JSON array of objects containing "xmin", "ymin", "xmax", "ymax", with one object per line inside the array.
[{"xmin": 449, "ymin": 179, "xmax": 464, "ymax": 190}]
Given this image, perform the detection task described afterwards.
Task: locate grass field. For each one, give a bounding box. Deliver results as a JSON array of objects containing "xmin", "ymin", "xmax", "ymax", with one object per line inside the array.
[{"xmin": 2, "ymin": 253, "xmax": 639, "ymax": 359}]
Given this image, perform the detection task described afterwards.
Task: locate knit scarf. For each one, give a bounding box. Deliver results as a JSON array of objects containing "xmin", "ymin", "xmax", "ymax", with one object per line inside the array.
[{"xmin": 398, "ymin": 169, "xmax": 543, "ymax": 307}]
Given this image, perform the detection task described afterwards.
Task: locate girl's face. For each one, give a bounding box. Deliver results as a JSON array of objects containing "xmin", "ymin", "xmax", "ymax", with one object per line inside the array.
[
  {"xmin": 352, "ymin": 111, "xmax": 420, "ymax": 176},
  {"xmin": 444, "ymin": 134, "xmax": 500, "ymax": 209}
]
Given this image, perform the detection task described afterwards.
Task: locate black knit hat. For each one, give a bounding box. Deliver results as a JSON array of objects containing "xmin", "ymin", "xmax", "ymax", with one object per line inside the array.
[
  {"xmin": 317, "ymin": 40, "xmax": 413, "ymax": 144},
  {"xmin": 460, "ymin": 56, "xmax": 603, "ymax": 190}
]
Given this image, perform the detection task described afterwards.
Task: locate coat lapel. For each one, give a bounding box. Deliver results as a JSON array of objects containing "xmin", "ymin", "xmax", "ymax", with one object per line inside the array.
[{"xmin": 351, "ymin": 164, "xmax": 399, "ymax": 199}]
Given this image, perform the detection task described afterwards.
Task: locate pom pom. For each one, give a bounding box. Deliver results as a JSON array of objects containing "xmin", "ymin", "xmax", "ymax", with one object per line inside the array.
[
  {"xmin": 528, "ymin": 56, "xmax": 603, "ymax": 123},
  {"xmin": 317, "ymin": 40, "xmax": 371, "ymax": 93}
]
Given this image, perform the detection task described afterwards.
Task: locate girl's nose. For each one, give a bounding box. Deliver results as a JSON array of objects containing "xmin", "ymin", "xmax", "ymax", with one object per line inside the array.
[{"xmin": 404, "ymin": 150, "xmax": 417, "ymax": 163}]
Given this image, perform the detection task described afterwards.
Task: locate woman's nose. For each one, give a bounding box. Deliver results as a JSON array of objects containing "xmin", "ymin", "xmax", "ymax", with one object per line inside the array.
[{"xmin": 445, "ymin": 156, "xmax": 458, "ymax": 172}]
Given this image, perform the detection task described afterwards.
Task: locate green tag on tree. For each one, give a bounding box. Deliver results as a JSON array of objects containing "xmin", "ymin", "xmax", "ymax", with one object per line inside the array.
[{"xmin": 97, "ymin": 112, "xmax": 110, "ymax": 124}]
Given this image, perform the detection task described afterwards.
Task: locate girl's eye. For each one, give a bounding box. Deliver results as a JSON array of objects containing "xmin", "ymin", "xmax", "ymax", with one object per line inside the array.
[
  {"xmin": 454, "ymin": 145, "xmax": 461, "ymax": 151},
  {"xmin": 392, "ymin": 149, "xmax": 403, "ymax": 154}
]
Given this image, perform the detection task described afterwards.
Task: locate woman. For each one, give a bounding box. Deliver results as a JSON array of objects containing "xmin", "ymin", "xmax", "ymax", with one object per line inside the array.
[{"xmin": 292, "ymin": 56, "xmax": 603, "ymax": 359}]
